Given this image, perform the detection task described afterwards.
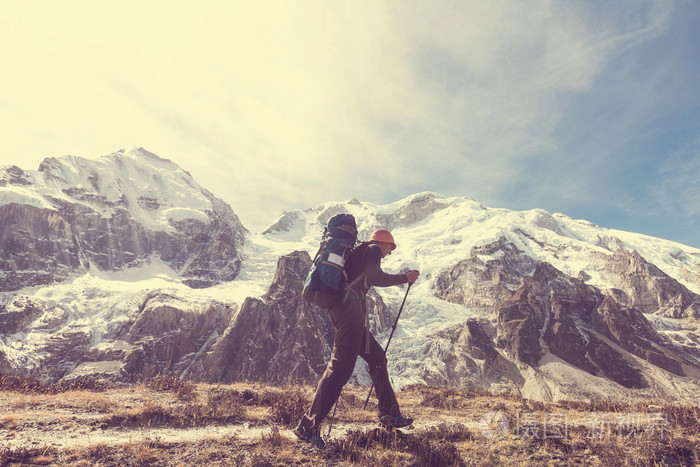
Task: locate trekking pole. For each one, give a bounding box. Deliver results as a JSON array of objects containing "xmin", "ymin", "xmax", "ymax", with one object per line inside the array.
[
  {"xmin": 326, "ymin": 392, "xmax": 341, "ymax": 437},
  {"xmin": 362, "ymin": 281, "xmax": 413, "ymax": 410}
]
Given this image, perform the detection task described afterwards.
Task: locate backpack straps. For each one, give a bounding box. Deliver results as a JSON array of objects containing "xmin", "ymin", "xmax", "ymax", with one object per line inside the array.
[
  {"xmin": 340, "ymin": 243, "xmax": 371, "ymax": 304},
  {"xmin": 312, "ymin": 240, "xmax": 328, "ymax": 265},
  {"xmin": 340, "ymin": 272, "xmax": 366, "ymax": 304}
]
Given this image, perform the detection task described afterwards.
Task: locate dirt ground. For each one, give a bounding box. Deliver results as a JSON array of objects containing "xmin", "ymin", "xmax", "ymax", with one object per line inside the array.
[{"xmin": 1, "ymin": 380, "xmax": 698, "ymax": 466}]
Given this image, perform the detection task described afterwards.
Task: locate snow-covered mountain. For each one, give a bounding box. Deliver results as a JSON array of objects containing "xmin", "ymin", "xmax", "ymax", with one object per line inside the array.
[
  {"xmin": 262, "ymin": 193, "xmax": 700, "ymax": 400},
  {"xmin": 2, "ymin": 151, "xmax": 700, "ymax": 403},
  {"xmin": 0, "ymin": 147, "xmax": 246, "ymax": 289}
]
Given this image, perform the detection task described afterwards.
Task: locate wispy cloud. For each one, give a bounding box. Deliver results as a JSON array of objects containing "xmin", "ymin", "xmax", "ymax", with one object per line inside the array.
[
  {"xmin": 367, "ymin": 1, "xmax": 675, "ymax": 207},
  {"xmin": 0, "ymin": 0, "xmax": 696, "ymax": 246},
  {"xmin": 651, "ymin": 140, "xmax": 700, "ymax": 218}
]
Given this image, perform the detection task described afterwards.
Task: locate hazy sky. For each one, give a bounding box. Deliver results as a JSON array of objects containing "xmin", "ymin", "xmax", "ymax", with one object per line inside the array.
[{"xmin": 1, "ymin": 1, "xmax": 699, "ymax": 248}]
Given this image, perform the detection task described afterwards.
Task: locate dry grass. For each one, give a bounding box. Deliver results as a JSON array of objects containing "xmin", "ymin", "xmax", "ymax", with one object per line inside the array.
[
  {"xmin": 147, "ymin": 374, "xmax": 198, "ymax": 402},
  {"xmin": 1, "ymin": 373, "xmax": 699, "ymax": 466},
  {"xmin": 0, "ymin": 373, "xmax": 113, "ymax": 394}
]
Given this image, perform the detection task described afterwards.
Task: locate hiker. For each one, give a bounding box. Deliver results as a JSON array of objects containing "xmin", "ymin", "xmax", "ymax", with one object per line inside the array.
[{"xmin": 294, "ymin": 228, "xmax": 420, "ymax": 448}]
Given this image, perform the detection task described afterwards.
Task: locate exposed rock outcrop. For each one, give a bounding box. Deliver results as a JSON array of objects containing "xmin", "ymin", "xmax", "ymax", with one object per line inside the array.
[
  {"xmin": 434, "ymin": 237, "xmax": 537, "ymax": 308},
  {"xmin": 591, "ymin": 297, "xmax": 685, "ymax": 376},
  {"xmin": 0, "ymin": 295, "xmax": 45, "ymax": 334},
  {"xmin": 0, "ymin": 148, "xmax": 247, "ymax": 291},
  {"xmin": 493, "ymin": 262, "xmax": 695, "ymax": 389},
  {"xmin": 201, "ymin": 251, "xmax": 331, "ymax": 384},
  {"xmin": 0, "ymin": 291, "xmax": 232, "ymax": 381},
  {"xmin": 422, "ymin": 319, "xmax": 521, "ymax": 389},
  {"xmin": 262, "ymin": 210, "xmax": 304, "ymax": 235},
  {"xmin": 118, "ymin": 293, "xmax": 231, "ymax": 380},
  {"xmin": 601, "ymin": 249, "xmax": 700, "ymax": 318},
  {"xmin": 199, "ymin": 250, "xmax": 395, "ymax": 385},
  {"xmin": 376, "ymin": 192, "xmax": 452, "ymax": 230}
]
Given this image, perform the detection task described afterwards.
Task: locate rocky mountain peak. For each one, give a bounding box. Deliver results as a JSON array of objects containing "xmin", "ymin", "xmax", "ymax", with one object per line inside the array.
[
  {"xmin": 602, "ymin": 249, "xmax": 700, "ymax": 318},
  {"xmin": 378, "ymin": 192, "xmax": 449, "ymax": 229},
  {"xmin": 0, "ymin": 148, "xmax": 247, "ymax": 290},
  {"xmin": 532, "ymin": 261, "xmax": 562, "ymax": 283},
  {"xmin": 0, "ymin": 166, "xmax": 32, "ymax": 186},
  {"xmin": 261, "ymin": 210, "xmax": 304, "ymax": 235},
  {"xmin": 263, "ymin": 251, "xmax": 311, "ymax": 303}
]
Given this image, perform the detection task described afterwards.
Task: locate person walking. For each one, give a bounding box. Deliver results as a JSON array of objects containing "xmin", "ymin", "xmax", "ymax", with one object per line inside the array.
[{"xmin": 294, "ymin": 229, "xmax": 420, "ymax": 448}]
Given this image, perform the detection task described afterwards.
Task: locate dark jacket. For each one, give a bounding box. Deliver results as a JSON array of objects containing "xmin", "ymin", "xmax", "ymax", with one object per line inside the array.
[{"xmin": 345, "ymin": 242, "xmax": 407, "ymax": 297}]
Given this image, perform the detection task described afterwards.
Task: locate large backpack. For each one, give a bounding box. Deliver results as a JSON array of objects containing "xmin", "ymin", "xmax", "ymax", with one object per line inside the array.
[{"xmin": 303, "ymin": 213, "xmax": 362, "ymax": 309}]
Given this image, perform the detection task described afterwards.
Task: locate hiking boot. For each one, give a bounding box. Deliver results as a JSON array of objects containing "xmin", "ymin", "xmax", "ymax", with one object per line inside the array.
[
  {"xmin": 379, "ymin": 414, "xmax": 414, "ymax": 429},
  {"xmin": 293, "ymin": 424, "xmax": 325, "ymax": 449}
]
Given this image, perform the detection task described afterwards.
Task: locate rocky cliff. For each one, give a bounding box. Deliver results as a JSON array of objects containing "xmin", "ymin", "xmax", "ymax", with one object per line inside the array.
[
  {"xmin": 601, "ymin": 249, "xmax": 700, "ymax": 318},
  {"xmin": 0, "ymin": 148, "xmax": 246, "ymax": 290},
  {"xmin": 427, "ymin": 233, "xmax": 700, "ymax": 397}
]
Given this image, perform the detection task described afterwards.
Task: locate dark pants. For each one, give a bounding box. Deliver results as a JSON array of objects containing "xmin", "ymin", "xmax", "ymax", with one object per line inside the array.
[{"xmin": 298, "ymin": 298, "xmax": 400, "ymax": 433}]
